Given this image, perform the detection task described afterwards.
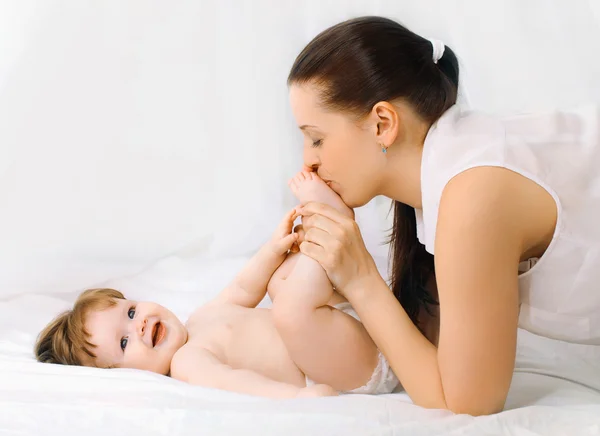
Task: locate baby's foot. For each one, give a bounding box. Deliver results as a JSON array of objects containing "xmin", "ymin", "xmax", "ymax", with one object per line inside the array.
[{"xmin": 288, "ymin": 171, "xmax": 353, "ymax": 219}]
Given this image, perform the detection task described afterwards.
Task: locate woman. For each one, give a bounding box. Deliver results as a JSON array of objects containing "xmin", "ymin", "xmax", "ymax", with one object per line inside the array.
[{"xmin": 288, "ymin": 16, "xmax": 600, "ymax": 415}]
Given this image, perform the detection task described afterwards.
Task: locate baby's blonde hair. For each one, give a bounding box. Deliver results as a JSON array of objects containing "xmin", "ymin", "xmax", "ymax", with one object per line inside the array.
[{"xmin": 34, "ymin": 288, "xmax": 125, "ymax": 367}]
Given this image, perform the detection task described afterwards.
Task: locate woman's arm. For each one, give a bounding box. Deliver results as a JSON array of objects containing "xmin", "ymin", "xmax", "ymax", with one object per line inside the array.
[
  {"xmin": 298, "ymin": 169, "xmax": 526, "ymax": 415},
  {"xmin": 428, "ymin": 168, "xmax": 524, "ymax": 414},
  {"xmin": 298, "ymin": 205, "xmax": 449, "ymax": 408},
  {"xmin": 348, "ymin": 274, "xmax": 448, "ymax": 408}
]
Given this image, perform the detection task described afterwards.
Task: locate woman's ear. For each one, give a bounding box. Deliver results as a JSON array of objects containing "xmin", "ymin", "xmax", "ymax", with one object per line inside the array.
[{"xmin": 371, "ymin": 101, "xmax": 399, "ymax": 146}]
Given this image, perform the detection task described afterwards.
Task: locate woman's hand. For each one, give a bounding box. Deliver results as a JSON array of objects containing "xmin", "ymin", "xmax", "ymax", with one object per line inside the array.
[{"xmin": 297, "ymin": 202, "xmax": 380, "ymax": 297}]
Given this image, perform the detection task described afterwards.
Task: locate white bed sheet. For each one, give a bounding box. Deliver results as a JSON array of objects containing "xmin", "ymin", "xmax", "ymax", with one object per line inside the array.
[{"xmin": 2, "ymin": 253, "xmax": 600, "ymax": 436}]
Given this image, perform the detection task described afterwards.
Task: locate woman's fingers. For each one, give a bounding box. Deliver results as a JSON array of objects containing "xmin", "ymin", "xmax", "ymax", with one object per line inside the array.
[
  {"xmin": 298, "ymin": 202, "xmax": 353, "ymax": 226},
  {"xmin": 301, "ymin": 227, "xmax": 344, "ymax": 267},
  {"xmin": 298, "ymin": 239, "xmax": 327, "ymax": 265},
  {"xmin": 303, "ymin": 214, "xmax": 345, "ymax": 240},
  {"xmin": 297, "ymin": 206, "xmax": 376, "ymax": 292},
  {"xmin": 299, "ymin": 234, "xmax": 342, "ymax": 274}
]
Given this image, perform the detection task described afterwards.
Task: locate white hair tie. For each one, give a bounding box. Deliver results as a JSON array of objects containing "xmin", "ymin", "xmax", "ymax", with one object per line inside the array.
[{"xmin": 429, "ymin": 39, "xmax": 445, "ymax": 64}]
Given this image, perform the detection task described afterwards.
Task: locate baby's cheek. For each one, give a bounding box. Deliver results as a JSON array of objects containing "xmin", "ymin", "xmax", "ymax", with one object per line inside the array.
[{"xmin": 126, "ymin": 349, "xmax": 153, "ymax": 372}]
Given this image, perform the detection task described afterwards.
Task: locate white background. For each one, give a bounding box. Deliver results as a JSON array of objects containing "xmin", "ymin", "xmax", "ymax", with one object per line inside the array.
[{"xmin": 1, "ymin": 0, "xmax": 599, "ymax": 297}]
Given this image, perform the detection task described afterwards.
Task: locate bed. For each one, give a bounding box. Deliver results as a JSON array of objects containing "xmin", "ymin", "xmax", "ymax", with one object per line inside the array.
[
  {"xmin": 2, "ymin": 1, "xmax": 600, "ymax": 435},
  {"xmin": 3, "ymin": 252, "xmax": 600, "ymax": 435}
]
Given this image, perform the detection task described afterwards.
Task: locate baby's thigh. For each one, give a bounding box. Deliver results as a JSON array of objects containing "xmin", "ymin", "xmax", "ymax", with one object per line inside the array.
[
  {"xmin": 278, "ymin": 304, "xmax": 379, "ymax": 391},
  {"xmin": 273, "ymin": 252, "xmax": 301, "ymax": 281},
  {"xmin": 267, "ymin": 253, "xmax": 301, "ymax": 301}
]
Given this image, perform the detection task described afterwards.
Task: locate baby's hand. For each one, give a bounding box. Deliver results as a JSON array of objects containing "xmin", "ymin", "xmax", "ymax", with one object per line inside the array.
[
  {"xmin": 289, "ymin": 223, "xmax": 306, "ymax": 254},
  {"xmin": 296, "ymin": 384, "xmax": 339, "ymax": 398},
  {"xmin": 269, "ymin": 208, "xmax": 301, "ymax": 256}
]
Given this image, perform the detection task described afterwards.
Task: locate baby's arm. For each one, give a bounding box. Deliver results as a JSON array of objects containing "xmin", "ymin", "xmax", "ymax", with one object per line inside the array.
[
  {"xmin": 171, "ymin": 346, "xmax": 335, "ymax": 398},
  {"xmin": 215, "ymin": 208, "xmax": 299, "ymax": 308}
]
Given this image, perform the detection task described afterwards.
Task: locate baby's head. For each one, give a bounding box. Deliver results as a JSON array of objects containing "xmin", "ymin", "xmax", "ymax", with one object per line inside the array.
[{"xmin": 35, "ymin": 288, "xmax": 188, "ymax": 375}]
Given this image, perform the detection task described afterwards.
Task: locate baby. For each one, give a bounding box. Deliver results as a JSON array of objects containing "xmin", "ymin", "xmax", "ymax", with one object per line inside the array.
[{"xmin": 35, "ymin": 172, "xmax": 399, "ymax": 398}]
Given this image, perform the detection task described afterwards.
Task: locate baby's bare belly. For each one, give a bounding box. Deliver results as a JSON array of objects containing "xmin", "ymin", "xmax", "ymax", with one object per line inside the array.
[{"xmin": 189, "ymin": 306, "xmax": 306, "ymax": 387}]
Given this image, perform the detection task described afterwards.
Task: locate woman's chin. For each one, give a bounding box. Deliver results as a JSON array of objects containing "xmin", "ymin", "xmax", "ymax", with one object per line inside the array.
[
  {"xmin": 333, "ymin": 186, "xmax": 371, "ymax": 209},
  {"xmin": 343, "ymin": 195, "xmax": 369, "ymax": 210}
]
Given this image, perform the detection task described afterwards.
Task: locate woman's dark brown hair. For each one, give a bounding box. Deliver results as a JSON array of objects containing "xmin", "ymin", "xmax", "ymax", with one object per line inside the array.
[{"xmin": 287, "ymin": 16, "xmax": 459, "ymax": 328}]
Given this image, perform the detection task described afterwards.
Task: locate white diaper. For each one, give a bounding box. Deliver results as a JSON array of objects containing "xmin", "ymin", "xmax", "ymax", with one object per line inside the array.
[{"xmin": 305, "ymin": 302, "xmax": 400, "ymax": 395}]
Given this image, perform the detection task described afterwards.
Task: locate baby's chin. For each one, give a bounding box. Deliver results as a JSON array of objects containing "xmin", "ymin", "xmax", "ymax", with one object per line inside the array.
[
  {"xmin": 138, "ymin": 359, "xmax": 172, "ymax": 376},
  {"xmin": 131, "ymin": 349, "xmax": 180, "ymax": 375}
]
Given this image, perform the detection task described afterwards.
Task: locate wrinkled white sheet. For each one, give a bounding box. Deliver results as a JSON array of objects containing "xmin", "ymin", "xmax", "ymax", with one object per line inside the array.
[{"xmin": 2, "ymin": 253, "xmax": 600, "ymax": 436}]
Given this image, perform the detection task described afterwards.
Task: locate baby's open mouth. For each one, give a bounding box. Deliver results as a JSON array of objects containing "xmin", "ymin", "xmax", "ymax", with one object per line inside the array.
[{"xmin": 152, "ymin": 321, "xmax": 166, "ymax": 347}]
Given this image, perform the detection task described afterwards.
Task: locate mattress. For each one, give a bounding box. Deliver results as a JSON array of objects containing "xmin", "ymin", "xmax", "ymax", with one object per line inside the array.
[{"xmin": 2, "ymin": 254, "xmax": 600, "ymax": 436}]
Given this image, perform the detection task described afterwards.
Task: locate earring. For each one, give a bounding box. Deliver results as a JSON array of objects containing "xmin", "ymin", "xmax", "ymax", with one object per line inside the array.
[{"xmin": 380, "ymin": 143, "xmax": 388, "ymax": 154}]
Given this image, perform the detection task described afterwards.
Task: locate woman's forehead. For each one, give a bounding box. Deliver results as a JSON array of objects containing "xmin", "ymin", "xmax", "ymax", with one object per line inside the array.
[
  {"xmin": 290, "ymin": 85, "xmax": 322, "ymax": 117},
  {"xmin": 291, "ymin": 85, "xmax": 353, "ymax": 130}
]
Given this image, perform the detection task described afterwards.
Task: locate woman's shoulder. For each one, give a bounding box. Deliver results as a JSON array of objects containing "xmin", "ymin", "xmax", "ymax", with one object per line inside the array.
[
  {"xmin": 424, "ymin": 102, "xmax": 600, "ymax": 192},
  {"xmin": 430, "ymin": 102, "xmax": 600, "ymax": 148},
  {"xmin": 421, "ymin": 107, "xmax": 508, "ymax": 209},
  {"xmin": 423, "ymin": 106, "xmax": 506, "ymax": 177},
  {"xmin": 430, "ymin": 105, "xmax": 504, "ymax": 139}
]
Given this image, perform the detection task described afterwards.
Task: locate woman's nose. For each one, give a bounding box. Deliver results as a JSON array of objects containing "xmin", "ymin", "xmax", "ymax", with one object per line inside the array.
[{"xmin": 303, "ymin": 147, "xmax": 319, "ymax": 170}]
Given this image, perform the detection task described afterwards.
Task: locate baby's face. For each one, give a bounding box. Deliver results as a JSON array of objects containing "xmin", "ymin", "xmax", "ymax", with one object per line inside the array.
[{"xmin": 85, "ymin": 299, "xmax": 187, "ymax": 374}]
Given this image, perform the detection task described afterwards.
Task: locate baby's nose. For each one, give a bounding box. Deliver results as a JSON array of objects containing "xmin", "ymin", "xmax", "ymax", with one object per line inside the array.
[{"xmin": 138, "ymin": 318, "xmax": 147, "ymax": 336}]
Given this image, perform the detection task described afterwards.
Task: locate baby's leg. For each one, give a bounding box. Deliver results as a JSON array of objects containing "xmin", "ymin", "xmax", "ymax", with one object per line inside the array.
[
  {"xmin": 284, "ymin": 171, "xmax": 354, "ymax": 291},
  {"xmin": 268, "ymin": 171, "xmax": 353, "ymax": 298},
  {"xmin": 268, "ymin": 172, "xmax": 351, "ymax": 302},
  {"xmin": 271, "ymin": 172, "xmax": 378, "ymax": 391},
  {"xmin": 272, "ymin": 273, "xmax": 378, "ymax": 391}
]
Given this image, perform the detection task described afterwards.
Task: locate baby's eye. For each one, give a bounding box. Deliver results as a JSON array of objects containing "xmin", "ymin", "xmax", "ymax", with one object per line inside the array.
[
  {"xmin": 311, "ymin": 139, "xmax": 323, "ymax": 148},
  {"xmin": 120, "ymin": 337, "xmax": 128, "ymax": 351},
  {"xmin": 128, "ymin": 307, "xmax": 135, "ymax": 319}
]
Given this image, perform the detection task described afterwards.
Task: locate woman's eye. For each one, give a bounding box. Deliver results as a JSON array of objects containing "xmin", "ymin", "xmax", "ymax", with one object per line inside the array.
[
  {"xmin": 311, "ymin": 139, "xmax": 323, "ymax": 148},
  {"xmin": 120, "ymin": 337, "xmax": 128, "ymax": 351},
  {"xmin": 128, "ymin": 308, "xmax": 135, "ymax": 319}
]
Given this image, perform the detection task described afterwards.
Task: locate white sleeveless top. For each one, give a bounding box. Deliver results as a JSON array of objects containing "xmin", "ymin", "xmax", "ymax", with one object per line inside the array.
[{"xmin": 417, "ymin": 104, "xmax": 600, "ymax": 345}]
